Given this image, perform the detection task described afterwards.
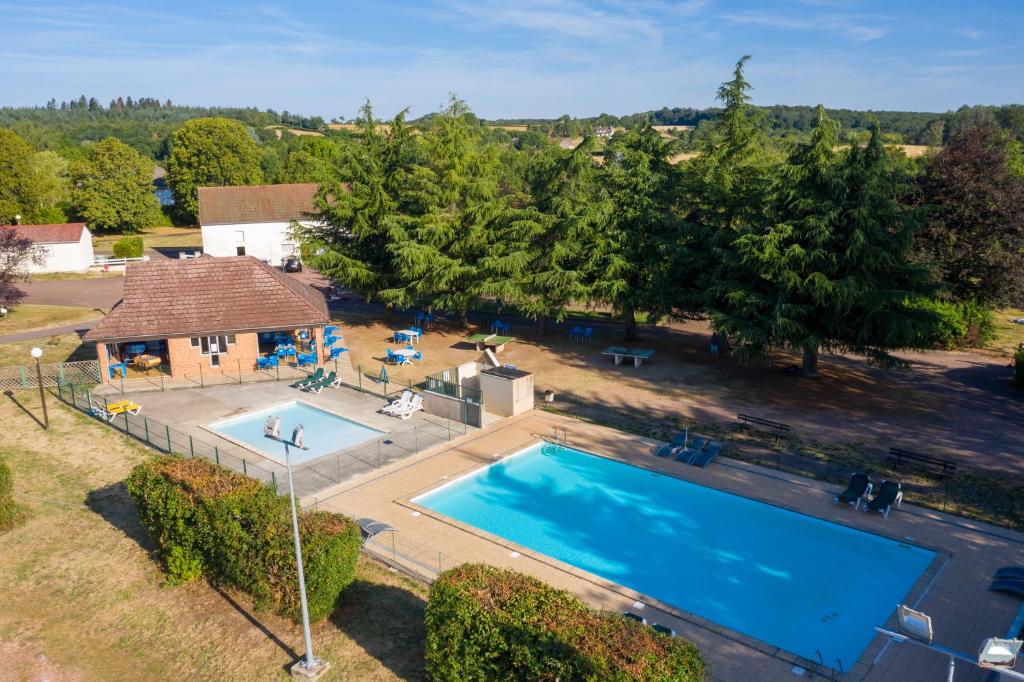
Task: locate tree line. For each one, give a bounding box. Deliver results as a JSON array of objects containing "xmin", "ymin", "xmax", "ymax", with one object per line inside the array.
[{"xmin": 298, "ymin": 57, "xmax": 1024, "ymax": 375}]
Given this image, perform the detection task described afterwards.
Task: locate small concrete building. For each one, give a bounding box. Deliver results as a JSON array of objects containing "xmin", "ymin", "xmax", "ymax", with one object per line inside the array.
[
  {"xmin": 198, "ymin": 183, "xmax": 318, "ymax": 267},
  {"xmin": 84, "ymin": 256, "xmax": 329, "ymax": 383},
  {"xmin": 479, "ymin": 365, "xmax": 534, "ymax": 418},
  {"xmin": 2, "ymin": 222, "xmax": 94, "ymax": 273}
]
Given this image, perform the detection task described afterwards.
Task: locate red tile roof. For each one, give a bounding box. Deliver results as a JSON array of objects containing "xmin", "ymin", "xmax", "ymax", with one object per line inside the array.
[
  {"xmin": 198, "ymin": 183, "xmax": 318, "ymax": 225},
  {"xmin": 84, "ymin": 256, "xmax": 329, "ymax": 342},
  {"xmin": 1, "ymin": 223, "xmax": 87, "ymax": 243}
]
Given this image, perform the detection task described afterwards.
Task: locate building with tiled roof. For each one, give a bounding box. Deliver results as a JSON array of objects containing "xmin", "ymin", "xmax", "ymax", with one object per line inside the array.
[
  {"xmin": 1, "ymin": 222, "xmax": 94, "ymax": 273},
  {"xmin": 198, "ymin": 183, "xmax": 319, "ymax": 267},
  {"xmin": 85, "ymin": 256, "xmax": 329, "ymax": 382}
]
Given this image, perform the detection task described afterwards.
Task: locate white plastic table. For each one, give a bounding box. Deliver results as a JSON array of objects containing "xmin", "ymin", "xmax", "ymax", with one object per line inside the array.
[
  {"xmin": 391, "ymin": 348, "xmax": 418, "ymax": 364},
  {"xmin": 395, "ymin": 329, "xmax": 421, "ymax": 343}
]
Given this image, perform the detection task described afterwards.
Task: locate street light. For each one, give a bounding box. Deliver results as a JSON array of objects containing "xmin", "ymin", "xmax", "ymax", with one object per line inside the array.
[
  {"xmin": 264, "ymin": 416, "xmax": 330, "ymax": 680},
  {"xmin": 30, "ymin": 347, "xmax": 49, "ymax": 429},
  {"xmin": 875, "ymin": 605, "xmax": 1024, "ymax": 681}
]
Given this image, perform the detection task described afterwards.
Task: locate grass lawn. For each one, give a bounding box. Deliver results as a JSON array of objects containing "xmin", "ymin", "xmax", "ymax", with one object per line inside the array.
[
  {"xmin": 28, "ymin": 270, "xmax": 123, "ymax": 281},
  {"xmin": 991, "ymin": 308, "xmax": 1024, "ymax": 356},
  {"xmin": 0, "ymin": 304, "xmax": 103, "ymax": 335},
  {"xmin": 0, "ymin": 333, "xmax": 97, "ymax": 366},
  {"xmin": 92, "ymin": 226, "xmax": 202, "ymax": 250},
  {"xmin": 0, "ymin": 394, "xmax": 429, "ymax": 681}
]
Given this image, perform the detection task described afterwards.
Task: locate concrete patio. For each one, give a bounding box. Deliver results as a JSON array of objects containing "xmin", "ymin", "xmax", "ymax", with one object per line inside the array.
[{"xmin": 311, "ymin": 410, "xmax": 1024, "ymax": 682}]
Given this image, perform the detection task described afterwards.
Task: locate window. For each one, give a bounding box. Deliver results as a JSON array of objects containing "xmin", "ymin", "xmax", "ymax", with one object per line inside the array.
[
  {"xmin": 195, "ymin": 335, "xmax": 233, "ymax": 356},
  {"xmin": 211, "ymin": 354, "xmax": 220, "ymax": 367},
  {"xmin": 236, "ymin": 246, "xmax": 246, "ymax": 256},
  {"xmin": 190, "ymin": 338, "xmax": 200, "ymax": 347},
  {"xmin": 235, "ymin": 230, "xmax": 245, "ymax": 243}
]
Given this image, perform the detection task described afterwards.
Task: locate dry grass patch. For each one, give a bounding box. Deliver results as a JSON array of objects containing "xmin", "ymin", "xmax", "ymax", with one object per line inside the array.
[
  {"xmin": 0, "ymin": 395, "xmax": 429, "ymax": 681},
  {"xmin": 0, "ymin": 333, "xmax": 96, "ymax": 366},
  {"xmin": 0, "ymin": 305, "xmax": 102, "ymax": 336},
  {"xmin": 92, "ymin": 226, "xmax": 202, "ymax": 250}
]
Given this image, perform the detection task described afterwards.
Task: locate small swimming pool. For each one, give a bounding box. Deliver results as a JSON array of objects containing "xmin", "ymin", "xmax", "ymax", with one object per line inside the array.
[
  {"xmin": 414, "ymin": 442, "xmax": 935, "ymax": 668},
  {"xmin": 208, "ymin": 401, "xmax": 383, "ymax": 465}
]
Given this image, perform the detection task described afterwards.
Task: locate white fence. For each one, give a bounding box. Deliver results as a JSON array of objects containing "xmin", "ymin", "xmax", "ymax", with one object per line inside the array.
[{"xmin": 0, "ymin": 360, "xmax": 100, "ymax": 391}]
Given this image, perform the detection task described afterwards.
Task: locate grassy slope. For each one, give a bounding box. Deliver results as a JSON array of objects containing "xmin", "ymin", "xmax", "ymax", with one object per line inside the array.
[
  {"xmin": 0, "ymin": 395, "xmax": 428, "ymax": 681},
  {"xmin": 991, "ymin": 308, "xmax": 1024, "ymax": 357}
]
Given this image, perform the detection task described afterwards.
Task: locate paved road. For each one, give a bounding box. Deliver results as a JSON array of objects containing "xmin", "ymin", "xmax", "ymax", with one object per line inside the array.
[
  {"xmin": 19, "ymin": 278, "xmax": 124, "ymax": 309},
  {"xmin": 0, "ymin": 318, "xmax": 102, "ymax": 344}
]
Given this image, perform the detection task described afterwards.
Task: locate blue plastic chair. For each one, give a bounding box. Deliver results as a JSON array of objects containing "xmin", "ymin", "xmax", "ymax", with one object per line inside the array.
[
  {"xmin": 570, "ymin": 325, "xmax": 581, "ymax": 341},
  {"xmin": 386, "ymin": 349, "xmax": 397, "ymax": 364},
  {"xmin": 395, "ymin": 332, "xmax": 408, "ymax": 343},
  {"xmin": 406, "ymin": 344, "xmax": 414, "ymax": 350},
  {"xmin": 583, "ymin": 327, "xmax": 593, "ymax": 342},
  {"xmin": 325, "ymin": 325, "xmax": 339, "ymax": 335},
  {"xmin": 330, "ymin": 346, "xmax": 349, "ymax": 359},
  {"xmin": 411, "ymin": 325, "xmax": 423, "ymax": 335},
  {"xmin": 414, "ymin": 351, "xmax": 423, "ymax": 362}
]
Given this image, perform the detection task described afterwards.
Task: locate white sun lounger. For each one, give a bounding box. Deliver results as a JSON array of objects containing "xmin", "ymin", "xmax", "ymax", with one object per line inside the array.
[
  {"xmin": 381, "ymin": 390, "xmax": 413, "ymax": 415},
  {"xmin": 392, "ymin": 394, "xmax": 424, "ymax": 420}
]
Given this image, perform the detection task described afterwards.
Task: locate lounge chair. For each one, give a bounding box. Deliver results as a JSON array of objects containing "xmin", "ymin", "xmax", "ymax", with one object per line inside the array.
[
  {"xmin": 655, "ymin": 433, "xmax": 689, "ymax": 457},
  {"xmin": 834, "ymin": 473, "xmax": 873, "ymax": 510},
  {"xmin": 989, "ymin": 579, "xmax": 1024, "ymax": 598},
  {"xmin": 305, "ymin": 371, "xmax": 338, "ymax": 395},
  {"xmin": 676, "ymin": 437, "xmax": 708, "ymax": 463},
  {"xmin": 392, "ymin": 394, "xmax": 423, "ymax": 420},
  {"xmin": 652, "ymin": 624, "xmax": 676, "ymax": 637},
  {"xmin": 995, "ymin": 567, "xmax": 1024, "ymax": 582},
  {"xmin": 690, "ymin": 440, "xmax": 722, "ymax": 468},
  {"xmin": 382, "ymin": 390, "xmax": 414, "ymax": 415},
  {"xmin": 623, "ymin": 611, "xmax": 647, "ymax": 625},
  {"xmin": 292, "ymin": 367, "xmax": 324, "ymax": 388},
  {"xmin": 864, "ymin": 480, "xmax": 903, "ymax": 518},
  {"xmin": 107, "ymin": 400, "xmax": 142, "ymax": 416}
]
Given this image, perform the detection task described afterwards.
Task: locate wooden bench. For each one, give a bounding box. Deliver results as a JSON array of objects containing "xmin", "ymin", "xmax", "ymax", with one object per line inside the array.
[
  {"xmin": 887, "ymin": 447, "xmax": 957, "ymax": 478},
  {"xmin": 736, "ymin": 413, "xmax": 791, "ymax": 436}
]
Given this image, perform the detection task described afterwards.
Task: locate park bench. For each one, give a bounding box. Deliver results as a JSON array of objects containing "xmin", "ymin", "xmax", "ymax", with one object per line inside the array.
[
  {"xmin": 736, "ymin": 413, "xmax": 791, "ymax": 437},
  {"xmin": 887, "ymin": 447, "xmax": 958, "ymax": 478}
]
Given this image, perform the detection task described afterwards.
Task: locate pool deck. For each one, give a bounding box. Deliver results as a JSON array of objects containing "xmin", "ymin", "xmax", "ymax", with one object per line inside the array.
[{"xmin": 310, "ymin": 410, "xmax": 1024, "ymax": 682}]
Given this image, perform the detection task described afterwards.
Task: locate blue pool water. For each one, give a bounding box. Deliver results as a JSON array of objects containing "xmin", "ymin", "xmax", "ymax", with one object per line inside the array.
[
  {"xmin": 209, "ymin": 401, "xmax": 383, "ymax": 465},
  {"xmin": 414, "ymin": 443, "xmax": 935, "ymax": 667}
]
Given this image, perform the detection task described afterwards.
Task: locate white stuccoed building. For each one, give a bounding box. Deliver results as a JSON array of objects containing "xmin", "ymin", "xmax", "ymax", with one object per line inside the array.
[
  {"xmin": 2, "ymin": 222, "xmax": 95, "ymax": 273},
  {"xmin": 198, "ymin": 183, "xmax": 319, "ymax": 266}
]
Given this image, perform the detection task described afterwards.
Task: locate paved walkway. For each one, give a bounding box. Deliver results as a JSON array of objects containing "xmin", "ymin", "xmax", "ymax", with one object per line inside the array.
[
  {"xmin": 18, "ymin": 277, "xmax": 124, "ymax": 308},
  {"xmin": 0, "ymin": 318, "xmax": 101, "ymax": 344}
]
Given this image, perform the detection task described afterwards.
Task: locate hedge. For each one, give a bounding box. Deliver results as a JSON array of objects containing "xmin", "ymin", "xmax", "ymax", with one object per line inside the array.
[
  {"xmin": 112, "ymin": 235, "xmax": 144, "ymax": 258},
  {"xmin": 125, "ymin": 457, "xmax": 360, "ymax": 622},
  {"xmin": 425, "ymin": 564, "xmax": 705, "ymax": 681},
  {"xmin": 0, "ymin": 457, "xmax": 16, "ymax": 529},
  {"xmin": 1015, "ymin": 347, "xmax": 1024, "ymax": 390}
]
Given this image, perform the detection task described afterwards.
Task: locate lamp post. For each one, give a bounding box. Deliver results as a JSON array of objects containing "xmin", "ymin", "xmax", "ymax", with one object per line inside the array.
[
  {"xmin": 30, "ymin": 347, "xmax": 49, "ymax": 429},
  {"xmin": 264, "ymin": 417, "xmax": 330, "ymax": 680},
  {"xmin": 876, "ymin": 605, "xmax": 1024, "ymax": 681}
]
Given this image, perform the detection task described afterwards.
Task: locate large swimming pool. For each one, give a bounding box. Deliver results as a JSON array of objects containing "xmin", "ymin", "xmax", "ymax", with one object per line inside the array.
[
  {"xmin": 413, "ymin": 442, "xmax": 935, "ymax": 668},
  {"xmin": 208, "ymin": 401, "xmax": 383, "ymax": 465}
]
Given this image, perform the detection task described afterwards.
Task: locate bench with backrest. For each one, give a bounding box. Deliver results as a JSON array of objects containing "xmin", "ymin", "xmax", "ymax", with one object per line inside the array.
[
  {"xmin": 736, "ymin": 413, "xmax": 791, "ymax": 437},
  {"xmin": 887, "ymin": 447, "xmax": 957, "ymax": 478}
]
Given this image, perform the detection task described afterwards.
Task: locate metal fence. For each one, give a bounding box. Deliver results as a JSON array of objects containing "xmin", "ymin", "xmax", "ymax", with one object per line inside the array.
[
  {"xmin": 424, "ymin": 369, "xmax": 483, "ymax": 404},
  {"xmin": 0, "ymin": 360, "xmax": 100, "ymax": 391},
  {"xmin": 538, "ymin": 388, "xmax": 1024, "ymax": 533}
]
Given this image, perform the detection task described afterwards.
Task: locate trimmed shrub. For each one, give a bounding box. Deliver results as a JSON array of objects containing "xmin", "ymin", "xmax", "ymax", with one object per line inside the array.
[
  {"xmin": 0, "ymin": 457, "xmax": 16, "ymax": 529},
  {"xmin": 909, "ymin": 298, "xmax": 996, "ymax": 349},
  {"xmin": 425, "ymin": 563, "xmax": 705, "ymax": 681},
  {"xmin": 112, "ymin": 235, "xmax": 144, "ymax": 258},
  {"xmin": 125, "ymin": 457, "xmax": 359, "ymax": 621}
]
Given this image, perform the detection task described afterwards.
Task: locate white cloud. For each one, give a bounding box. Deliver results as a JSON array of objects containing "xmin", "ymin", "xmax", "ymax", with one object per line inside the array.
[{"xmin": 720, "ymin": 11, "xmax": 889, "ymax": 42}]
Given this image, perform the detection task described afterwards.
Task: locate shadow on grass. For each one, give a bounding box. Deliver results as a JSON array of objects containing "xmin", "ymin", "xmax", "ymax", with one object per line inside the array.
[
  {"xmin": 331, "ymin": 578, "xmax": 428, "ymax": 681},
  {"xmin": 211, "ymin": 585, "xmax": 300, "ymax": 666},
  {"xmin": 4, "ymin": 389, "xmax": 46, "ymax": 429}
]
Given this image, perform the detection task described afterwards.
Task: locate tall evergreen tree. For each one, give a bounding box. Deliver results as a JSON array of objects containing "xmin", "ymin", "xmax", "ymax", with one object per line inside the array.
[{"xmin": 709, "ymin": 109, "xmax": 938, "ymax": 375}]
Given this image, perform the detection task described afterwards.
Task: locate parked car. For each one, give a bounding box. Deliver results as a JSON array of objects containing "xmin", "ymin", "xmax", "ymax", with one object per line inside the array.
[{"xmin": 282, "ymin": 257, "xmax": 302, "ymax": 272}]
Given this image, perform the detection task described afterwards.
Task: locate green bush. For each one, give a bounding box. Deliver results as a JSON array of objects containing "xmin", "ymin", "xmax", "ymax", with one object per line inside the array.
[
  {"xmin": 125, "ymin": 457, "xmax": 360, "ymax": 621},
  {"xmin": 0, "ymin": 457, "xmax": 16, "ymax": 529},
  {"xmin": 1015, "ymin": 347, "xmax": 1024, "ymax": 389},
  {"xmin": 910, "ymin": 298, "xmax": 996, "ymax": 349},
  {"xmin": 425, "ymin": 564, "xmax": 705, "ymax": 681},
  {"xmin": 112, "ymin": 235, "xmax": 144, "ymax": 258}
]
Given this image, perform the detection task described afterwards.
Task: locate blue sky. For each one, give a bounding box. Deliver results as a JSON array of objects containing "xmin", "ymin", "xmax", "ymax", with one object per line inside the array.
[{"xmin": 1, "ymin": 1, "xmax": 1022, "ymax": 119}]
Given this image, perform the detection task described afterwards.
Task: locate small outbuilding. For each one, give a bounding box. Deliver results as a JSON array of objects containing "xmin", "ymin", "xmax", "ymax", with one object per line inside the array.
[
  {"xmin": 84, "ymin": 256, "xmax": 330, "ymax": 382},
  {"xmin": 2, "ymin": 222, "xmax": 94, "ymax": 273}
]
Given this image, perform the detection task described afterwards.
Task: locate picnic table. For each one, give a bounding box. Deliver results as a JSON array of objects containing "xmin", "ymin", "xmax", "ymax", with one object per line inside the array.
[
  {"xmin": 132, "ymin": 354, "xmax": 161, "ymax": 370},
  {"xmin": 467, "ymin": 333, "xmax": 515, "ymax": 353},
  {"xmin": 394, "ymin": 329, "xmax": 421, "ymax": 343},
  {"xmin": 391, "ymin": 348, "xmax": 418, "ymax": 365},
  {"xmin": 602, "ymin": 346, "xmax": 655, "ymax": 367}
]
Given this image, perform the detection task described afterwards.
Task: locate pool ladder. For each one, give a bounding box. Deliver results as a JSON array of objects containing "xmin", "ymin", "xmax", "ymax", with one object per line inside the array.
[
  {"xmin": 810, "ymin": 651, "xmax": 844, "ymax": 680},
  {"xmin": 542, "ymin": 427, "xmax": 567, "ymax": 455}
]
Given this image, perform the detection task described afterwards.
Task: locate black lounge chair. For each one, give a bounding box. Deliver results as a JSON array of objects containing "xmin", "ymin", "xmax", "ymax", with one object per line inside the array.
[
  {"xmin": 690, "ymin": 441, "xmax": 722, "ymax": 468},
  {"xmin": 623, "ymin": 611, "xmax": 647, "ymax": 625},
  {"xmin": 864, "ymin": 480, "xmax": 903, "ymax": 518},
  {"xmin": 675, "ymin": 437, "xmax": 707, "ymax": 463},
  {"xmin": 655, "ymin": 433, "xmax": 688, "ymax": 457},
  {"xmin": 292, "ymin": 367, "xmax": 324, "ymax": 388},
  {"xmin": 652, "ymin": 623, "xmax": 676, "ymax": 637},
  {"xmin": 834, "ymin": 473, "xmax": 873, "ymax": 510},
  {"xmin": 990, "ymin": 579, "xmax": 1024, "ymax": 597},
  {"xmin": 995, "ymin": 567, "xmax": 1024, "ymax": 582}
]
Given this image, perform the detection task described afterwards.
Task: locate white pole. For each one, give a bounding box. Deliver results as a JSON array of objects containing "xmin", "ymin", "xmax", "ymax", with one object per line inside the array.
[{"xmin": 285, "ymin": 441, "xmax": 317, "ymax": 670}]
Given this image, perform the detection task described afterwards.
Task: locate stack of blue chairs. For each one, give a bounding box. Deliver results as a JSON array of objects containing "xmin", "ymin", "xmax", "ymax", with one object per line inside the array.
[
  {"xmin": 296, "ymin": 351, "xmax": 317, "ymax": 367},
  {"xmin": 330, "ymin": 346, "xmax": 348, "ymax": 359},
  {"xmin": 325, "ymin": 325, "xmax": 339, "ymax": 335},
  {"xmin": 257, "ymin": 355, "xmax": 279, "ymax": 369}
]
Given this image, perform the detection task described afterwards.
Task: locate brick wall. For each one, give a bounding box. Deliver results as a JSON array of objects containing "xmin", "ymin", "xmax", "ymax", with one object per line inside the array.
[{"xmin": 167, "ymin": 333, "xmax": 260, "ymax": 379}]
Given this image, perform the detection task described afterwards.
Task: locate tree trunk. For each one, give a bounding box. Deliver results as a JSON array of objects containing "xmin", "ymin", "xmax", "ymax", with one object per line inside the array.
[
  {"xmin": 459, "ymin": 308, "xmax": 468, "ymax": 327},
  {"xmin": 537, "ymin": 315, "xmax": 548, "ymax": 336},
  {"xmin": 623, "ymin": 306, "xmax": 637, "ymax": 342},
  {"xmin": 801, "ymin": 345, "xmax": 820, "ymax": 378}
]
